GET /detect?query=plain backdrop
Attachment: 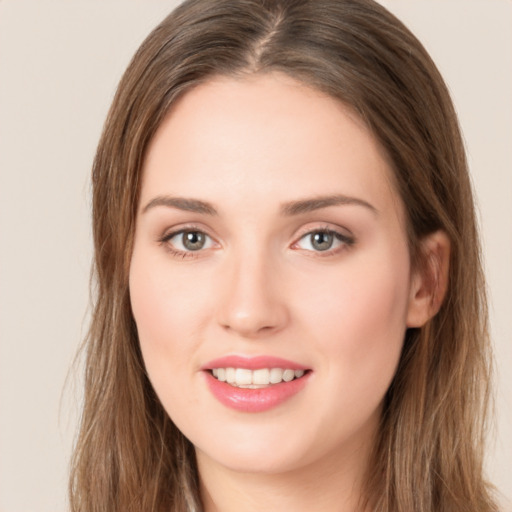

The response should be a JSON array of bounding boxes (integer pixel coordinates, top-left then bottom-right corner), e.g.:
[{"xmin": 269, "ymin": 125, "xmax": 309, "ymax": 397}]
[{"xmin": 0, "ymin": 1, "xmax": 510, "ymax": 511}]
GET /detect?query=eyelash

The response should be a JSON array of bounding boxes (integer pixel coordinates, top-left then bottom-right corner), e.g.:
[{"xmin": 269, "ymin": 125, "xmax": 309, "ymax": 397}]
[
  {"xmin": 158, "ymin": 226, "xmax": 216, "ymax": 259},
  {"xmin": 158, "ymin": 226, "xmax": 355, "ymax": 259},
  {"xmin": 292, "ymin": 227, "xmax": 355, "ymax": 256}
]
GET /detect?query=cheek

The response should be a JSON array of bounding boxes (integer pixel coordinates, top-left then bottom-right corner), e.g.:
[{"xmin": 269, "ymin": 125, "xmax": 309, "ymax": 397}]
[
  {"xmin": 129, "ymin": 247, "xmax": 210, "ymax": 374},
  {"xmin": 296, "ymin": 247, "xmax": 411, "ymax": 391},
  {"xmin": 128, "ymin": 252, "xmax": 211, "ymax": 427},
  {"xmin": 302, "ymin": 250, "xmax": 409, "ymax": 330},
  {"xmin": 348, "ymin": 259, "xmax": 410, "ymax": 344}
]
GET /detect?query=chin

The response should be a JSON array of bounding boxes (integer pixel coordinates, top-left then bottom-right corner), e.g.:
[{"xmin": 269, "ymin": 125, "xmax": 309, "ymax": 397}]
[
  {"xmin": 196, "ymin": 443, "xmax": 308, "ymax": 475},
  {"xmin": 191, "ymin": 418, "xmax": 340, "ymax": 477}
]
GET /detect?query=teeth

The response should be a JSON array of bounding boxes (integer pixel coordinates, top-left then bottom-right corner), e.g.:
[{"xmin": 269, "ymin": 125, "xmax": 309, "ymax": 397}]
[
  {"xmin": 235, "ymin": 368, "xmax": 252, "ymax": 385},
  {"xmin": 226, "ymin": 367, "xmax": 236, "ymax": 384},
  {"xmin": 283, "ymin": 369, "xmax": 295, "ymax": 382},
  {"xmin": 210, "ymin": 367, "xmax": 306, "ymax": 387},
  {"xmin": 253, "ymin": 368, "xmax": 270, "ymax": 385},
  {"xmin": 269, "ymin": 368, "xmax": 283, "ymax": 384}
]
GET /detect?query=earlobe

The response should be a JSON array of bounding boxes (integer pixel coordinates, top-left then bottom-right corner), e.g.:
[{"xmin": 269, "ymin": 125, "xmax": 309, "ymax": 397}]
[{"xmin": 406, "ymin": 230, "xmax": 451, "ymax": 328}]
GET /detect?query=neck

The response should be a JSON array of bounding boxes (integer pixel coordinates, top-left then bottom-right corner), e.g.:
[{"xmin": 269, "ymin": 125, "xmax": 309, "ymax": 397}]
[{"xmin": 196, "ymin": 438, "xmax": 372, "ymax": 512}]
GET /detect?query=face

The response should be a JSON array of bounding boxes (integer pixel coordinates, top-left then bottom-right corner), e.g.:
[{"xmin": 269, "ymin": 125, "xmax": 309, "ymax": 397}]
[{"xmin": 129, "ymin": 73, "xmax": 423, "ymax": 477}]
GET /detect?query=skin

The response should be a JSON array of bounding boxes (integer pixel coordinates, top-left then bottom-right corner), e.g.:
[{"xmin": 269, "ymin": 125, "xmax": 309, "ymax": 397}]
[{"xmin": 129, "ymin": 73, "xmax": 449, "ymax": 512}]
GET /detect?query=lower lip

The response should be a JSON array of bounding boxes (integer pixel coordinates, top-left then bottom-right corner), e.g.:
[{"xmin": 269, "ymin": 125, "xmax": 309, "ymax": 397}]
[{"xmin": 204, "ymin": 371, "xmax": 310, "ymax": 413}]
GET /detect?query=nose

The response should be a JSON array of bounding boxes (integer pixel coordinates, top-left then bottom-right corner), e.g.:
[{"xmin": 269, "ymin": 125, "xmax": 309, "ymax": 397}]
[{"xmin": 216, "ymin": 250, "xmax": 289, "ymax": 338}]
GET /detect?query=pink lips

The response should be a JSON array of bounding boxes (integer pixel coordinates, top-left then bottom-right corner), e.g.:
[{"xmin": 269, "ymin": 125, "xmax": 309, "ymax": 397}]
[
  {"xmin": 203, "ymin": 355, "xmax": 308, "ymax": 371},
  {"xmin": 202, "ymin": 355, "xmax": 311, "ymax": 413}
]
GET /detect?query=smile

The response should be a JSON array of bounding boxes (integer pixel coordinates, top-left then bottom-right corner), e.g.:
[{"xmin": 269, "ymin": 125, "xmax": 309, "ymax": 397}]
[
  {"xmin": 203, "ymin": 356, "xmax": 311, "ymax": 412},
  {"xmin": 211, "ymin": 367, "xmax": 306, "ymax": 388}
]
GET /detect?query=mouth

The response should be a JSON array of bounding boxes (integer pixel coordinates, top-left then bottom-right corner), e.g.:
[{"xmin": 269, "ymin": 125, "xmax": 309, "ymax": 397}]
[
  {"xmin": 202, "ymin": 356, "xmax": 311, "ymax": 412},
  {"xmin": 209, "ymin": 367, "xmax": 306, "ymax": 388}
]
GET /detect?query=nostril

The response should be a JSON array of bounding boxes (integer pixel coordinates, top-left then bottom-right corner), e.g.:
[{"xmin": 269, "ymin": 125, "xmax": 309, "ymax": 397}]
[
  {"xmin": 214, "ymin": 261, "xmax": 290, "ymax": 336},
  {"xmin": 221, "ymin": 321, "xmax": 281, "ymax": 338}
]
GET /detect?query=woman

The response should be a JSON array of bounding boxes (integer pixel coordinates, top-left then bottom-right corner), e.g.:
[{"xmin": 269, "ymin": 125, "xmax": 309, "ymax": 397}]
[{"xmin": 70, "ymin": 0, "xmax": 498, "ymax": 510}]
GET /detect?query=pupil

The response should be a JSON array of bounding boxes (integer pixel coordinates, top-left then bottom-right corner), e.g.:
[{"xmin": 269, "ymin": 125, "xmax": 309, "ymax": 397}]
[
  {"xmin": 183, "ymin": 231, "xmax": 205, "ymax": 250},
  {"xmin": 312, "ymin": 232, "xmax": 333, "ymax": 251}
]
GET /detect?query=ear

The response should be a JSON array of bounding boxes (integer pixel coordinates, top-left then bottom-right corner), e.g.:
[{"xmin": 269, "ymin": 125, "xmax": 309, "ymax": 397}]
[{"xmin": 406, "ymin": 230, "xmax": 451, "ymax": 328}]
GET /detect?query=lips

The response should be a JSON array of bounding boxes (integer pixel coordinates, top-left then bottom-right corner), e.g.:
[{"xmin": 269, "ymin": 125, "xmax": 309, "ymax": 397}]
[{"xmin": 202, "ymin": 356, "xmax": 311, "ymax": 412}]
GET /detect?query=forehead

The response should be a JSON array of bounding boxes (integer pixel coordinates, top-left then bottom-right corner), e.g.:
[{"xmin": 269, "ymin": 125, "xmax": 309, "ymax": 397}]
[{"xmin": 141, "ymin": 72, "xmax": 403, "ymax": 221}]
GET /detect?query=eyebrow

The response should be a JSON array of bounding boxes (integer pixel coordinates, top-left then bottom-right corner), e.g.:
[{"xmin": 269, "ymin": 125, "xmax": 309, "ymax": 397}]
[
  {"xmin": 142, "ymin": 196, "xmax": 218, "ymax": 215},
  {"xmin": 280, "ymin": 194, "xmax": 378, "ymax": 216},
  {"xmin": 141, "ymin": 193, "xmax": 378, "ymax": 216}
]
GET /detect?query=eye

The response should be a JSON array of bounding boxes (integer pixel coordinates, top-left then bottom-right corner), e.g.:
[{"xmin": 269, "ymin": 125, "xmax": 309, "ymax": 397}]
[
  {"xmin": 163, "ymin": 229, "xmax": 215, "ymax": 252},
  {"xmin": 294, "ymin": 229, "xmax": 354, "ymax": 253}
]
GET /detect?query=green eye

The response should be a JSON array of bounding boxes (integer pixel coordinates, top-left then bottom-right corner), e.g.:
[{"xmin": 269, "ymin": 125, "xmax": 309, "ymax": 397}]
[
  {"xmin": 181, "ymin": 231, "xmax": 207, "ymax": 251},
  {"xmin": 310, "ymin": 231, "xmax": 335, "ymax": 251},
  {"xmin": 296, "ymin": 229, "xmax": 354, "ymax": 253},
  {"xmin": 164, "ymin": 230, "xmax": 214, "ymax": 252}
]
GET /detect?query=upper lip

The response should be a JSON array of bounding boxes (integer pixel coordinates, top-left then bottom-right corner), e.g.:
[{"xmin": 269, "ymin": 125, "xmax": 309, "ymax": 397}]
[{"xmin": 201, "ymin": 355, "xmax": 309, "ymax": 371}]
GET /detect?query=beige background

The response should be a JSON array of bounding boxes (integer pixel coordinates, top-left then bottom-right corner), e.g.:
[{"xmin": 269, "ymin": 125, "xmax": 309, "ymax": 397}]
[{"xmin": 0, "ymin": 1, "xmax": 510, "ymax": 510}]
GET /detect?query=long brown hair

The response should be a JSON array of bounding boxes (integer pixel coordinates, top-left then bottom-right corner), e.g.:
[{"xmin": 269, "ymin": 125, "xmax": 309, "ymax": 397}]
[{"xmin": 70, "ymin": 1, "xmax": 497, "ymax": 510}]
